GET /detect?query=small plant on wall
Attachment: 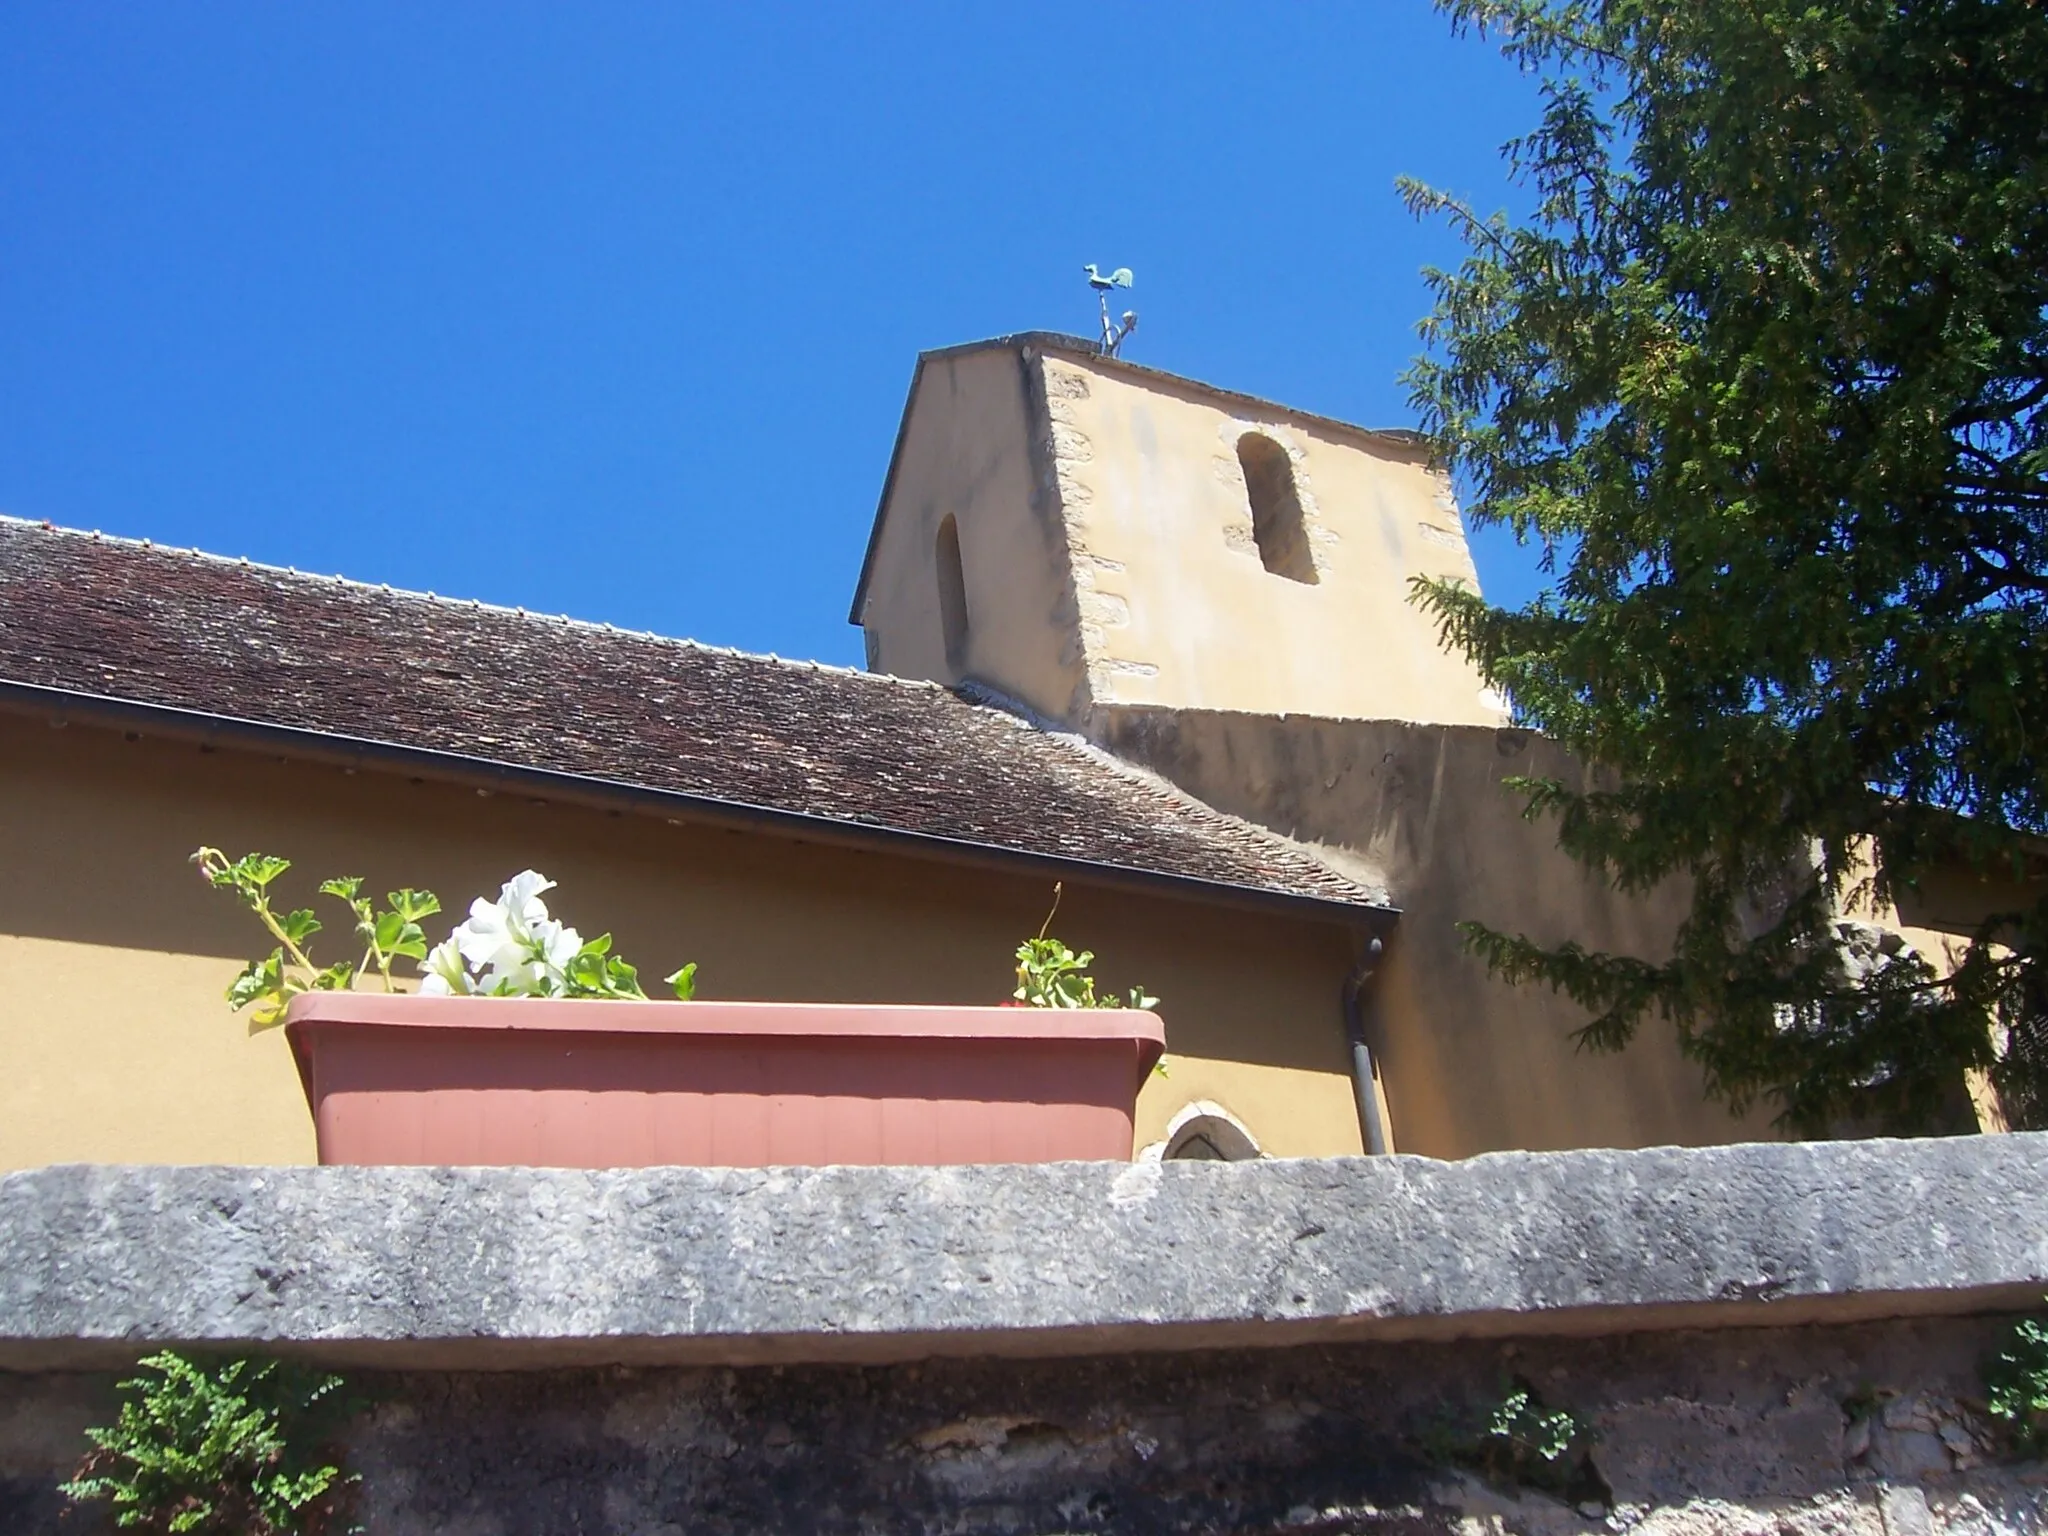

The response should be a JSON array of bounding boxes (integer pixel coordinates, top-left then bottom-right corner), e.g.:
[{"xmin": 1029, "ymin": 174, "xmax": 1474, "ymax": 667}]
[
  {"xmin": 192, "ymin": 850, "xmax": 697, "ymax": 1026},
  {"xmin": 1423, "ymin": 1379, "xmax": 1608, "ymax": 1511},
  {"xmin": 1013, "ymin": 883, "xmax": 1159, "ymax": 1011},
  {"xmin": 61, "ymin": 1351, "xmax": 356, "ymax": 1534},
  {"xmin": 1985, "ymin": 1311, "xmax": 2048, "ymax": 1458}
]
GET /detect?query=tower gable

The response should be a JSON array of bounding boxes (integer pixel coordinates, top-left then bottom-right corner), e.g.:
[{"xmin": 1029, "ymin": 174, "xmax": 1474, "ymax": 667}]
[{"xmin": 854, "ymin": 335, "xmax": 1505, "ymax": 730}]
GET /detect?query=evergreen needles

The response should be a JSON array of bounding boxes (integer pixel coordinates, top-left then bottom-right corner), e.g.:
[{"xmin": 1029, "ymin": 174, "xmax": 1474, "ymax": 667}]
[{"xmin": 1407, "ymin": 0, "xmax": 2048, "ymax": 1131}]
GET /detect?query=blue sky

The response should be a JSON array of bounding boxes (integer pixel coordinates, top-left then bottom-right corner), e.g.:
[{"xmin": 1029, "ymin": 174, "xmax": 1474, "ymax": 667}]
[{"xmin": 1, "ymin": 4, "xmax": 1549, "ymax": 668}]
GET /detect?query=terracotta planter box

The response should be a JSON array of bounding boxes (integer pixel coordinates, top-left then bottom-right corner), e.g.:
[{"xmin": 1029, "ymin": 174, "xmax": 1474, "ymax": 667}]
[{"xmin": 284, "ymin": 993, "xmax": 1165, "ymax": 1169}]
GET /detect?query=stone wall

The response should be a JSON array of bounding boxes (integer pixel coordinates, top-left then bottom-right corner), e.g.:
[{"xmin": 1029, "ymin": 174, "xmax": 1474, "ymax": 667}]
[
  {"xmin": 4, "ymin": 1316, "xmax": 2043, "ymax": 1533},
  {"xmin": 2, "ymin": 1136, "xmax": 2044, "ymax": 1532}
]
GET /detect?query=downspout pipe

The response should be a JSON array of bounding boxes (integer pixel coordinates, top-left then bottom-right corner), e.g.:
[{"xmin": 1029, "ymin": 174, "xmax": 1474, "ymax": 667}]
[{"xmin": 1343, "ymin": 934, "xmax": 1391, "ymax": 1156}]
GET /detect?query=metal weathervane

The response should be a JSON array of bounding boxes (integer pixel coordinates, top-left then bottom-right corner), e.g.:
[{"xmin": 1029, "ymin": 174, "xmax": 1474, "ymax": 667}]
[{"xmin": 1083, "ymin": 264, "xmax": 1136, "ymax": 356}]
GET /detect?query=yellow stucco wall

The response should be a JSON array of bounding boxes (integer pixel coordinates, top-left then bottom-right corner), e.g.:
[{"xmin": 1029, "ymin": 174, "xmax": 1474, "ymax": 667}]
[
  {"xmin": 1092, "ymin": 708, "xmax": 1786, "ymax": 1158},
  {"xmin": 1841, "ymin": 840, "xmax": 2031, "ymax": 1135},
  {"xmin": 857, "ymin": 345, "xmax": 1089, "ymax": 723},
  {"xmin": 852, "ymin": 341, "xmax": 1782, "ymax": 1156},
  {"xmin": 1037, "ymin": 353, "xmax": 1503, "ymax": 725},
  {"xmin": 852, "ymin": 341, "xmax": 1790, "ymax": 1157},
  {"xmin": 861, "ymin": 340, "xmax": 1506, "ymax": 728},
  {"xmin": 0, "ymin": 713, "xmax": 1366, "ymax": 1170}
]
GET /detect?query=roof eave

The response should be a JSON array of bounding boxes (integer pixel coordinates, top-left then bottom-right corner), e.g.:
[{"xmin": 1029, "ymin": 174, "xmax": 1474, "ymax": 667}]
[{"xmin": 0, "ymin": 679, "xmax": 1397, "ymax": 930}]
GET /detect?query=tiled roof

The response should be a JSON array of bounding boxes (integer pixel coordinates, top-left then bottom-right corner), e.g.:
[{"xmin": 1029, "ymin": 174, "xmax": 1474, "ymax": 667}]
[{"xmin": 0, "ymin": 519, "xmax": 1386, "ymax": 912}]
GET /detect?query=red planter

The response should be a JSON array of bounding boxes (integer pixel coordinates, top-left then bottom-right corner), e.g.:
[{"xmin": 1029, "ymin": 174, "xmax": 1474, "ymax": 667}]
[{"xmin": 284, "ymin": 993, "xmax": 1165, "ymax": 1169}]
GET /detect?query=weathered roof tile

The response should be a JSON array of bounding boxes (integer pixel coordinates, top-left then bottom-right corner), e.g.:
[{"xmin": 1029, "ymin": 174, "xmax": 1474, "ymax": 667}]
[{"xmin": 0, "ymin": 519, "xmax": 1385, "ymax": 911}]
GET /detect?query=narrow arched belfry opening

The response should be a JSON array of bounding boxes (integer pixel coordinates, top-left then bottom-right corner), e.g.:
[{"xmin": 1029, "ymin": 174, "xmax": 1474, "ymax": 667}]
[
  {"xmin": 1236, "ymin": 432, "xmax": 1317, "ymax": 584},
  {"xmin": 935, "ymin": 514, "xmax": 970, "ymax": 669}
]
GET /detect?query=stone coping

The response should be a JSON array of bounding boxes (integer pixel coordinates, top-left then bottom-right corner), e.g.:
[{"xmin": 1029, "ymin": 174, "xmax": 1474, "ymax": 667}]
[{"xmin": 1, "ymin": 1134, "xmax": 2043, "ymax": 1369}]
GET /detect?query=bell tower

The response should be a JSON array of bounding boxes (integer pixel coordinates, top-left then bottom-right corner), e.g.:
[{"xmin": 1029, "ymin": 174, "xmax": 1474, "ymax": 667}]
[{"xmin": 849, "ymin": 333, "xmax": 1505, "ymax": 732}]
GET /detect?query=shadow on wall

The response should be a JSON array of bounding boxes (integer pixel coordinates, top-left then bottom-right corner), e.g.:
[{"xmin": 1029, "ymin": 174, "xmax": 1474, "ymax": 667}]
[{"xmin": 2, "ymin": 1316, "xmax": 2038, "ymax": 1532}]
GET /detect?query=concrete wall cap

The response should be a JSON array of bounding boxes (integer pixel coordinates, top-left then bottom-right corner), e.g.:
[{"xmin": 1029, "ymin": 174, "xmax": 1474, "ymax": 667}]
[{"xmin": 1, "ymin": 1133, "xmax": 2044, "ymax": 1369}]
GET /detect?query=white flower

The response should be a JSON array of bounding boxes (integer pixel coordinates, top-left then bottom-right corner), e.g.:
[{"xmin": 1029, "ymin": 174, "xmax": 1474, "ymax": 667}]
[
  {"xmin": 479, "ymin": 958, "xmax": 547, "ymax": 995},
  {"xmin": 536, "ymin": 919, "xmax": 583, "ymax": 975},
  {"xmin": 450, "ymin": 870, "xmax": 557, "ymax": 973},
  {"xmin": 414, "ymin": 871, "xmax": 599, "ymax": 999},
  {"xmin": 418, "ymin": 936, "xmax": 473, "ymax": 997},
  {"xmin": 451, "ymin": 898, "xmax": 519, "ymax": 973},
  {"xmin": 499, "ymin": 868, "xmax": 557, "ymax": 924},
  {"xmin": 477, "ymin": 922, "xmax": 582, "ymax": 996}
]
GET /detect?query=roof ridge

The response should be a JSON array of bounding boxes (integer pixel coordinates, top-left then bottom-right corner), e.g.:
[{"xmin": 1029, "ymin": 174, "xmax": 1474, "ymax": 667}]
[
  {"xmin": 0, "ymin": 515, "xmax": 940, "ymax": 694},
  {"xmin": 911, "ymin": 335, "xmax": 1427, "ymax": 451}
]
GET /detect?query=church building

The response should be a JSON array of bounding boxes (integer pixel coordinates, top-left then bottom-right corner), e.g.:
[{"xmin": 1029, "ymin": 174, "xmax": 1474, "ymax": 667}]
[{"xmin": 0, "ymin": 334, "xmax": 1822, "ymax": 1171}]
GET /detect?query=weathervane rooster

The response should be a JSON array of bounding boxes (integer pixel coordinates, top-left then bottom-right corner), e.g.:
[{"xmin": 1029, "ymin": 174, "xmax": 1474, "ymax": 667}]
[{"xmin": 1084, "ymin": 264, "xmax": 1137, "ymax": 357}]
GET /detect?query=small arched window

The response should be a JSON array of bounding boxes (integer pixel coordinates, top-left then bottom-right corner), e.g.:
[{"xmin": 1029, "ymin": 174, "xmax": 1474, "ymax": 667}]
[
  {"xmin": 1162, "ymin": 1102, "xmax": 1262, "ymax": 1162},
  {"xmin": 1237, "ymin": 433, "xmax": 1317, "ymax": 584},
  {"xmin": 935, "ymin": 514, "xmax": 970, "ymax": 668}
]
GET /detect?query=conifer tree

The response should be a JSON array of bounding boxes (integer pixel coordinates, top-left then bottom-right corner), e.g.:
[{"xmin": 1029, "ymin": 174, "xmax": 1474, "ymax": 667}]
[{"xmin": 1405, "ymin": 0, "xmax": 2048, "ymax": 1132}]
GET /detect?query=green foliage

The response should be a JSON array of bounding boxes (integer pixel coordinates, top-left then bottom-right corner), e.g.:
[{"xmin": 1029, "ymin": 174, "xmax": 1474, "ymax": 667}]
[
  {"xmin": 1012, "ymin": 938, "xmax": 1158, "ymax": 1011},
  {"xmin": 193, "ymin": 849, "xmax": 442, "ymax": 1028},
  {"xmin": 1013, "ymin": 884, "xmax": 1159, "ymax": 1011},
  {"xmin": 554, "ymin": 931, "xmax": 652, "ymax": 1000},
  {"xmin": 1477, "ymin": 1386, "xmax": 1582, "ymax": 1488},
  {"xmin": 1422, "ymin": 1379, "xmax": 1601, "ymax": 1504},
  {"xmin": 60, "ymin": 1352, "xmax": 354, "ymax": 1534},
  {"xmin": 1985, "ymin": 1314, "xmax": 2048, "ymax": 1458},
  {"xmin": 197, "ymin": 852, "xmax": 701, "ymax": 1017},
  {"xmin": 1405, "ymin": 0, "xmax": 2048, "ymax": 1132},
  {"xmin": 1435, "ymin": 1380, "xmax": 1602, "ymax": 1504}
]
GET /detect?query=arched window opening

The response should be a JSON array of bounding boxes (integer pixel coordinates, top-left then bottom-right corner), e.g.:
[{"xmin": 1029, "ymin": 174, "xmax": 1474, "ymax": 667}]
[
  {"xmin": 1161, "ymin": 1102, "xmax": 1262, "ymax": 1162},
  {"xmin": 1236, "ymin": 433, "xmax": 1317, "ymax": 584},
  {"xmin": 935, "ymin": 514, "xmax": 970, "ymax": 668}
]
